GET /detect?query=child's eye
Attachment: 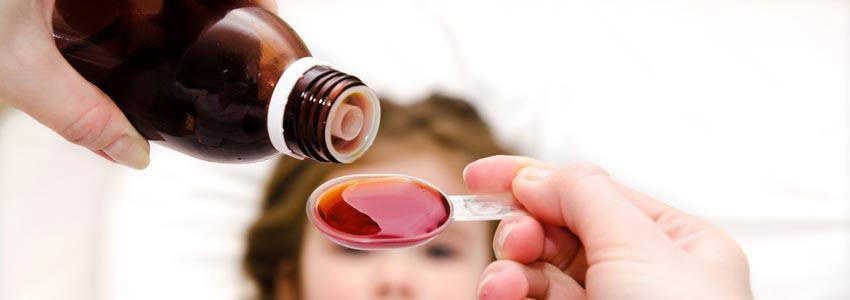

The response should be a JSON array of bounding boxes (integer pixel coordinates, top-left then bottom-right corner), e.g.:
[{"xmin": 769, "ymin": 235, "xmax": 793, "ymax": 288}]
[{"xmin": 425, "ymin": 244, "xmax": 457, "ymax": 260}]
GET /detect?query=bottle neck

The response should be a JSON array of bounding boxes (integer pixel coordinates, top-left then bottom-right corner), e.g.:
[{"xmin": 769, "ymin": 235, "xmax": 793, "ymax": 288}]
[{"xmin": 267, "ymin": 57, "xmax": 380, "ymax": 163}]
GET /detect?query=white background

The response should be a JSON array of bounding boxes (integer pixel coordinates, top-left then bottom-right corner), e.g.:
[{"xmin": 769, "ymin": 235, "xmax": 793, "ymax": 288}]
[{"xmin": 2, "ymin": 0, "xmax": 848, "ymax": 299}]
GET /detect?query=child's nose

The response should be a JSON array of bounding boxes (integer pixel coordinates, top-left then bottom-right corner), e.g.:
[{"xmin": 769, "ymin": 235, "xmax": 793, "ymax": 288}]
[{"xmin": 372, "ymin": 253, "xmax": 417, "ymax": 298}]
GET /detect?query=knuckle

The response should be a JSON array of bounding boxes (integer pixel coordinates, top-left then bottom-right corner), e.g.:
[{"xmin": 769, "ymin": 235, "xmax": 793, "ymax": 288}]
[
  {"xmin": 553, "ymin": 163, "xmax": 609, "ymax": 183},
  {"xmin": 716, "ymin": 230, "xmax": 750, "ymax": 267},
  {"xmin": 60, "ymin": 100, "xmax": 113, "ymax": 148},
  {"xmin": 654, "ymin": 209, "xmax": 689, "ymax": 224},
  {"xmin": 657, "ymin": 211, "xmax": 712, "ymax": 240}
]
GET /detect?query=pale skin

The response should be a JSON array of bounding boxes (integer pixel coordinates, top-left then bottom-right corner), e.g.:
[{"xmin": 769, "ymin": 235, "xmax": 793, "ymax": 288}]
[
  {"xmin": 463, "ymin": 155, "xmax": 753, "ymax": 300},
  {"xmin": 281, "ymin": 148, "xmax": 493, "ymax": 300},
  {"xmin": 0, "ymin": 0, "xmax": 277, "ymax": 169}
]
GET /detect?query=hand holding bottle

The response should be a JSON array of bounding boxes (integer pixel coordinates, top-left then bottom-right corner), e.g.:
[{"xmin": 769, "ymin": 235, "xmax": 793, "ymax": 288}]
[
  {"xmin": 463, "ymin": 156, "xmax": 753, "ymax": 300},
  {"xmin": 0, "ymin": 0, "xmax": 279, "ymax": 169},
  {"xmin": 0, "ymin": 0, "xmax": 150, "ymax": 168}
]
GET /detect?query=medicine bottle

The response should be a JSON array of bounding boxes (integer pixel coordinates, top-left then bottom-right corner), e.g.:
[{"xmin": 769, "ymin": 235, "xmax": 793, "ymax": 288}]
[{"xmin": 52, "ymin": 0, "xmax": 380, "ymax": 163}]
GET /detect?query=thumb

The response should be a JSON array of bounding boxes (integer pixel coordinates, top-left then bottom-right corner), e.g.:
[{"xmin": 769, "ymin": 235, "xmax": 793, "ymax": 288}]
[
  {"xmin": 1, "ymin": 34, "xmax": 149, "ymax": 169},
  {"xmin": 479, "ymin": 261, "xmax": 584, "ymax": 300},
  {"xmin": 511, "ymin": 163, "xmax": 672, "ymax": 257}
]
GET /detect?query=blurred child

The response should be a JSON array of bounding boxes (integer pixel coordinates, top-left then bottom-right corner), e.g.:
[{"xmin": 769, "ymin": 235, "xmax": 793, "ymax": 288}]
[{"xmin": 243, "ymin": 94, "xmax": 511, "ymax": 299}]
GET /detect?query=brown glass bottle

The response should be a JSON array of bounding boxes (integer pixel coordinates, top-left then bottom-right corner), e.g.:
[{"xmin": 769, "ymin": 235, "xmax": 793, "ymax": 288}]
[{"xmin": 51, "ymin": 0, "xmax": 380, "ymax": 163}]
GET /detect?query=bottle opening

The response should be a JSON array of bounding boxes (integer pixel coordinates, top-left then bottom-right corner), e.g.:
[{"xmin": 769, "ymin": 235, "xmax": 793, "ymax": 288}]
[
  {"xmin": 331, "ymin": 103, "xmax": 364, "ymax": 142},
  {"xmin": 325, "ymin": 86, "xmax": 380, "ymax": 163},
  {"xmin": 271, "ymin": 58, "xmax": 381, "ymax": 163}
]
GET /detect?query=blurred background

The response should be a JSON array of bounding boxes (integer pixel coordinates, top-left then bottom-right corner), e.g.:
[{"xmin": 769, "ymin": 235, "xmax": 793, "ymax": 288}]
[{"xmin": 1, "ymin": 0, "xmax": 848, "ymax": 299}]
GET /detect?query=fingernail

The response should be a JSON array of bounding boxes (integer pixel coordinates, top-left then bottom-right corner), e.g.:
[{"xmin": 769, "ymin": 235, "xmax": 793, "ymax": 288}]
[
  {"xmin": 102, "ymin": 134, "xmax": 150, "ymax": 170},
  {"xmin": 495, "ymin": 222, "xmax": 516, "ymax": 258},
  {"xmin": 478, "ymin": 269, "xmax": 501, "ymax": 299},
  {"xmin": 518, "ymin": 167, "xmax": 552, "ymax": 181},
  {"xmin": 462, "ymin": 163, "xmax": 472, "ymax": 182}
]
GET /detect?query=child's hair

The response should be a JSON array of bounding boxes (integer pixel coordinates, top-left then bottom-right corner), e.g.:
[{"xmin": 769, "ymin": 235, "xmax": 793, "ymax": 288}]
[{"xmin": 242, "ymin": 94, "xmax": 511, "ymax": 299}]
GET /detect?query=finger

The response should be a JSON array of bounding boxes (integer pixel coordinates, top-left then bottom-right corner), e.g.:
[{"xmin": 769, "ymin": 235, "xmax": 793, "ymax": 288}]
[
  {"xmin": 616, "ymin": 184, "xmax": 702, "ymax": 241},
  {"xmin": 619, "ymin": 184, "xmax": 704, "ymax": 240},
  {"xmin": 463, "ymin": 155, "xmax": 545, "ymax": 194},
  {"xmin": 617, "ymin": 183, "xmax": 682, "ymax": 222},
  {"xmin": 1, "ymin": 35, "xmax": 150, "ymax": 169},
  {"xmin": 512, "ymin": 163, "xmax": 672, "ymax": 256},
  {"xmin": 91, "ymin": 149, "xmax": 116, "ymax": 163},
  {"xmin": 563, "ymin": 248, "xmax": 587, "ymax": 285},
  {"xmin": 257, "ymin": 0, "xmax": 279, "ymax": 13},
  {"xmin": 494, "ymin": 215, "xmax": 581, "ymax": 271},
  {"xmin": 493, "ymin": 216, "xmax": 544, "ymax": 262},
  {"xmin": 619, "ymin": 188, "xmax": 751, "ymax": 293},
  {"xmin": 540, "ymin": 224, "xmax": 582, "ymax": 271},
  {"xmin": 616, "ymin": 184, "xmax": 741, "ymax": 260},
  {"xmin": 478, "ymin": 260, "xmax": 584, "ymax": 300}
]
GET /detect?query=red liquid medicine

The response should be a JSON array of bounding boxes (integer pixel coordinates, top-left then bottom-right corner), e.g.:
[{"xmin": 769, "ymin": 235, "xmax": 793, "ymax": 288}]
[{"xmin": 312, "ymin": 176, "xmax": 451, "ymax": 249}]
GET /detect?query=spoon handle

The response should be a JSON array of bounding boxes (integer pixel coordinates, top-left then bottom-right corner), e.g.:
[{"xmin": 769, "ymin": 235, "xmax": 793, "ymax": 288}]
[{"xmin": 448, "ymin": 193, "xmax": 526, "ymax": 221}]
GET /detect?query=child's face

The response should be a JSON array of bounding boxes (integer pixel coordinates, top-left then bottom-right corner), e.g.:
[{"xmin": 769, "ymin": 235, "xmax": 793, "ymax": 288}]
[{"xmin": 294, "ymin": 150, "xmax": 492, "ymax": 299}]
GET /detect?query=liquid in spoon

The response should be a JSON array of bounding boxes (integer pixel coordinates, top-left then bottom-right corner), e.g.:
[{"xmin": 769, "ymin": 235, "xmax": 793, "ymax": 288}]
[
  {"xmin": 309, "ymin": 174, "xmax": 522, "ymax": 250},
  {"xmin": 314, "ymin": 176, "xmax": 450, "ymax": 249}
]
